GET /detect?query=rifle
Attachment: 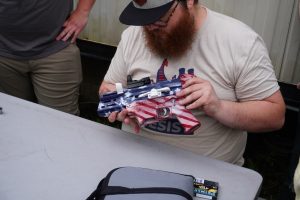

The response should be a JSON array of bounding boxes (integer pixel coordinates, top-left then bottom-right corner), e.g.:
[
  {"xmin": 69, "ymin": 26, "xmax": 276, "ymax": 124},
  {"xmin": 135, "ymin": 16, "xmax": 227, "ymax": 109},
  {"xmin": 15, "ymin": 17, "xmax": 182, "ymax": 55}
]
[{"xmin": 98, "ymin": 74, "xmax": 200, "ymax": 134}]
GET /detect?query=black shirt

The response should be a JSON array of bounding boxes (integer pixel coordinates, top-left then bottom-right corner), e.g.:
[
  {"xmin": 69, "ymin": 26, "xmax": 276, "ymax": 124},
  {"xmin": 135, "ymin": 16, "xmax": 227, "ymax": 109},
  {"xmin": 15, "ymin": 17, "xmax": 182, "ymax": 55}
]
[{"xmin": 0, "ymin": 0, "xmax": 73, "ymax": 59}]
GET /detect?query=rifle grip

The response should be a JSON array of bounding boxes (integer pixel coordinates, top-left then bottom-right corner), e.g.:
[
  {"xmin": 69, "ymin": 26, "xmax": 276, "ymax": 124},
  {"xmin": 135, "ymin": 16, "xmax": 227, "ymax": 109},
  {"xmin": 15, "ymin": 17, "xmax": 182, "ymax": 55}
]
[{"xmin": 172, "ymin": 101, "xmax": 201, "ymax": 134}]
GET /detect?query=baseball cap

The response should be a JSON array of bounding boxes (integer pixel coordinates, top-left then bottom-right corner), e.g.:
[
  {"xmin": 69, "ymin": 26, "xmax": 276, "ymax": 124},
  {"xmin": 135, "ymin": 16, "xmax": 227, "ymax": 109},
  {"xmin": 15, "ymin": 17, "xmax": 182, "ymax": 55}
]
[{"xmin": 119, "ymin": 0, "xmax": 176, "ymax": 26}]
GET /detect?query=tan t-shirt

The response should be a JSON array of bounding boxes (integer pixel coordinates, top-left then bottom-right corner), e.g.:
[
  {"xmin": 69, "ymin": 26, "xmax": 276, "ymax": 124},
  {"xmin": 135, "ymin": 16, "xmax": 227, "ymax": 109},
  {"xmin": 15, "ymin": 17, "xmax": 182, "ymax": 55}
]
[{"xmin": 104, "ymin": 8, "xmax": 279, "ymax": 165}]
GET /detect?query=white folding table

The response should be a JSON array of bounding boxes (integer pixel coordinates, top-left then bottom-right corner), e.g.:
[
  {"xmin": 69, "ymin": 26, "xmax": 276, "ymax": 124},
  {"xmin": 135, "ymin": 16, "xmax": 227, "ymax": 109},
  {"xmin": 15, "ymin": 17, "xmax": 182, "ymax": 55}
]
[{"xmin": 0, "ymin": 92, "xmax": 262, "ymax": 200}]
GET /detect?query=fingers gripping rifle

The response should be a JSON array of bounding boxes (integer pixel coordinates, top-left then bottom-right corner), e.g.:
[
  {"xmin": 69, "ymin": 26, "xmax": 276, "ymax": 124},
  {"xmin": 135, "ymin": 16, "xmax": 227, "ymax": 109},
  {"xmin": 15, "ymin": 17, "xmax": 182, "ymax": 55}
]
[{"xmin": 98, "ymin": 74, "xmax": 201, "ymax": 134}]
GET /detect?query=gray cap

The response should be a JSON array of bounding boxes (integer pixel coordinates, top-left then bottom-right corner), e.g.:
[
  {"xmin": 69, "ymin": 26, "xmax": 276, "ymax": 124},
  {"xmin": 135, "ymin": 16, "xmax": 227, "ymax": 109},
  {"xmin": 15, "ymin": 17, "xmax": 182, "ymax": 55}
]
[{"xmin": 119, "ymin": 0, "xmax": 175, "ymax": 26}]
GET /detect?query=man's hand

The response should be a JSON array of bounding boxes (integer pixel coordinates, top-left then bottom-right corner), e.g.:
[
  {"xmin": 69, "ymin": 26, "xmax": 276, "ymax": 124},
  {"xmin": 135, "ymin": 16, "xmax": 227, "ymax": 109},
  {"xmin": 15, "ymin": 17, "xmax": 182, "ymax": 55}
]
[
  {"xmin": 176, "ymin": 76, "xmax": 285, "ymax": 132},
  {"xmin": 108, "ymin": 110, "xmax": 140, "ymax": 133},
  {"xmin": 176, "ymin": 77, "xmax": 221, "ymax": 117},
  {"xmin": 99, "ymin": 81, "xmax": 116, "ymax": 95},
  {"xmin": 56, "ymin": 10, "xmax": 89, "ymax": 43},
  {"xmin": 99, "ymin": 81, "xmax": 140, "ymax": 133},
  {"xmin": 56, "ymin": 0, "xmax": 95, "ymax": 43}
]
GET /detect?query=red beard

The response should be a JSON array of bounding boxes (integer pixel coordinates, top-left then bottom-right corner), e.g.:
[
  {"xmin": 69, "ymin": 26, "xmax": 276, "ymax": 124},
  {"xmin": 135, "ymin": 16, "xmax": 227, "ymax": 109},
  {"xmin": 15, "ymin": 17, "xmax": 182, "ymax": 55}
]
[{"xmin": 143, "ymin": 10, "xmax": 196, "ymax": 58}]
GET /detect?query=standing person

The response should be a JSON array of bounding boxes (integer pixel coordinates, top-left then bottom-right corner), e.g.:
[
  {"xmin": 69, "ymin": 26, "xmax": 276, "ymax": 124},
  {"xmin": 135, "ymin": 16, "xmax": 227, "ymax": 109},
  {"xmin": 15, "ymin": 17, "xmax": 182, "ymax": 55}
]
[
  {"xmin": 0, "ymin": 0, "xmax": 95, "ymax": 115},
  {"xmin": 99, "ymin": 0, "xmax": 285, "ymax": 165}
]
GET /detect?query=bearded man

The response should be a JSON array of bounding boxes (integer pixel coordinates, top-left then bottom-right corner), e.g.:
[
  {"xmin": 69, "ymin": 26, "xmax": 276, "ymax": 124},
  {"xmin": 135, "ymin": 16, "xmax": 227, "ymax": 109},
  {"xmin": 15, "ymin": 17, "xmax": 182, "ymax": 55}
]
[{"xmin": 99, "ymin": 0, "xmax": 285, "ymax": 166}]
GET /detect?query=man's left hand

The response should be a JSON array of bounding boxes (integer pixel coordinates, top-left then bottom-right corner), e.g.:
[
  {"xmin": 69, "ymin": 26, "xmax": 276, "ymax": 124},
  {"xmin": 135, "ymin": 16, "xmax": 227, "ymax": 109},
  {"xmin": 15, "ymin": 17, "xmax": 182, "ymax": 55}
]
[
  {"xmin": 56, "ymin": 10, "xmax": 89, "ymax": 43},
  {"xmin": 176, "ymin": 77, "xmax": 221, "ymax": 117}
]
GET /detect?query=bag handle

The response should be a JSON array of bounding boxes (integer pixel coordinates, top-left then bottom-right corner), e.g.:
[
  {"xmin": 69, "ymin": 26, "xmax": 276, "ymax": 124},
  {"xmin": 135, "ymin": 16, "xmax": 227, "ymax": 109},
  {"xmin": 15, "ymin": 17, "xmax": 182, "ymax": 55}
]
[
  {"xmin": 100, "ymin": 186, "xmax": 193, "ymax": 200},
  {"xmin": 86, "ymin": 179, "xmax": 104, "ymax": 200}
]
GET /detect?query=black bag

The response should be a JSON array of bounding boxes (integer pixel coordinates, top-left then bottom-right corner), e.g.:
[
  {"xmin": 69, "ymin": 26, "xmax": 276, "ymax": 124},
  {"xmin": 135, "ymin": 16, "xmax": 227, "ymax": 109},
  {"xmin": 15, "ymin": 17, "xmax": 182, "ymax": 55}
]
[{"xmin": 87, "ymin": 167, "xmax": 194, "ymax": 200}]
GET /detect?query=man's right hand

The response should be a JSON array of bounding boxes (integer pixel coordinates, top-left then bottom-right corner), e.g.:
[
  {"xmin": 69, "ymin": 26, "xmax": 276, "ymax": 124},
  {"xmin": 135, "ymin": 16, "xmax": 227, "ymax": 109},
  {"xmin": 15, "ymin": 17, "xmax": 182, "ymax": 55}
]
[
  {"xmin": 99, "ymin": 81, "xmax": 140, "ymax": 133},
  {"xmin": 99, "ymin": 81, "xmax": 116, "ymax": 95},
  {"xmin": 108, "ymin": 110, "xmax": 140, "ymax": 133}
]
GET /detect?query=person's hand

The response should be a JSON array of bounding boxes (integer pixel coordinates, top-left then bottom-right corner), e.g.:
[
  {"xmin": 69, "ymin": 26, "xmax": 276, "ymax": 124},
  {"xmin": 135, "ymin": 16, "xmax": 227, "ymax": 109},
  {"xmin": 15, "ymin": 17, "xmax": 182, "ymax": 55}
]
[
  {"xmin": 108, "ymin": 109, "xmax": 140, "ymax": 133},
  {"xmin": 56, "ymin": 9, "xmax": 89, "ymax": 43},
  {"xmin": 99, "ymin": 81, "xmax": 140, "ymax": 133},
  {"xmin": 176, "ymin": 77, "xmax": 221, "ymax": 117},
  {"xmin": 99, "ymin": 82, "xmax": 116, "ymax": 95}
]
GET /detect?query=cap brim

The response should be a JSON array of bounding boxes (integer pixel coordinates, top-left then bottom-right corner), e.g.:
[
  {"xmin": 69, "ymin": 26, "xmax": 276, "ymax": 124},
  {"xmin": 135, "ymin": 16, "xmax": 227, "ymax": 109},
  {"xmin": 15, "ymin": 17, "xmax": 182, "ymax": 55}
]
[{"xmin": 119, "ymin": 1, "xmax": 174, "ymax": 26}]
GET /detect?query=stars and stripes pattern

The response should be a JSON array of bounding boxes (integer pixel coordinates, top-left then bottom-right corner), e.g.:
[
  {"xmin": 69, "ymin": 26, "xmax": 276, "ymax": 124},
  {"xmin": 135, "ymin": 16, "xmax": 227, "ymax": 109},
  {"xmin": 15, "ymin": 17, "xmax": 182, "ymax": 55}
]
[{"xmin": 126, "ymin": 95, "xmax": 200, "ymax": 134}]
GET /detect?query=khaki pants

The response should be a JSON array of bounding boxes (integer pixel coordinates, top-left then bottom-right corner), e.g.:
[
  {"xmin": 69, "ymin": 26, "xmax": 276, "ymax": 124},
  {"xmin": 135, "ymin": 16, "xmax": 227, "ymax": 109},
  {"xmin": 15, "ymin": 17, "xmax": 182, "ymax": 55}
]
[{"xmin": 0, "ymin": 44, "xmax": 82, "ymax": 115}]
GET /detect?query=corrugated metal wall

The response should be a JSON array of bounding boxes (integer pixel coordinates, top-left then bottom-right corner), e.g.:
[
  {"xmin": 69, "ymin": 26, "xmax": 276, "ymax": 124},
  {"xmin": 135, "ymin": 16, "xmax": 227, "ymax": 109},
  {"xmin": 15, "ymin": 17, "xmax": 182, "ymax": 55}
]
[
  {"xmin": 76, "ymin": 0, "xmax": 130, "ymax": 45},
  {"xmin": 75, "ymin": 0, "xmax": 300, "ymax": 84},
  {"xmin": 279, "ymin": 0, "xmax": 300, "ymax": 84}
]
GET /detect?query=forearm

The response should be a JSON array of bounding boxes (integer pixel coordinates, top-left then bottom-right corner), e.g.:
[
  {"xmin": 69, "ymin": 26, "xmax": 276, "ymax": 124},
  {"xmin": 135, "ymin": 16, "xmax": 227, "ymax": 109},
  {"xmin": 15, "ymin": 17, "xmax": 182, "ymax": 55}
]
[
  {"xmin": 212, "ymin": 98, "xmax": 285, "ymax": 132},
  {"xmin": 75, "ymin": 0, "xmax": 95, "ymax": 15}
]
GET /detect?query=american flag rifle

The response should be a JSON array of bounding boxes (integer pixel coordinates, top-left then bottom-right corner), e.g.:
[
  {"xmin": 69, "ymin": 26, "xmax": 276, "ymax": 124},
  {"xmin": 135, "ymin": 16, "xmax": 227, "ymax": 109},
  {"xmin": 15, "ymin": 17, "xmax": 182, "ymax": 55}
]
[{"xmin": 98, "ymin": 74, "xmax": 200, "ymax": 134}]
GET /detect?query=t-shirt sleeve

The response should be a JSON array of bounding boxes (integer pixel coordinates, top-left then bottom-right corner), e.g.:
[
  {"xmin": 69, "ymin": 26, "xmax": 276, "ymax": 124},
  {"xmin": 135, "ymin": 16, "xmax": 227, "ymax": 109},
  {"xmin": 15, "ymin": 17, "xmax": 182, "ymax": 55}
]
[
  {"xmin": 103, "ymin": 30, "xmax": 129, "ymax": 86},
  {"xmin": 235, "ymin": 36, "xmax": 279, "ymax": 101}
]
